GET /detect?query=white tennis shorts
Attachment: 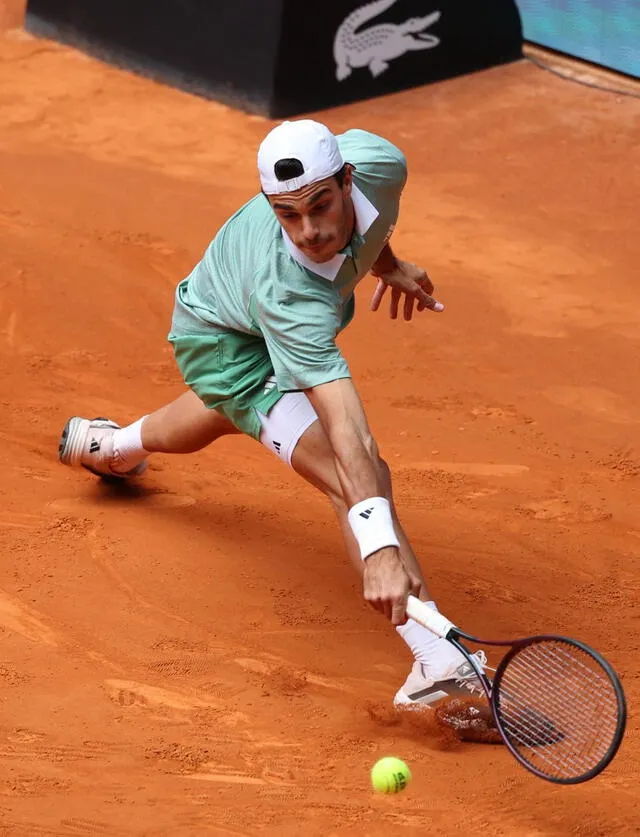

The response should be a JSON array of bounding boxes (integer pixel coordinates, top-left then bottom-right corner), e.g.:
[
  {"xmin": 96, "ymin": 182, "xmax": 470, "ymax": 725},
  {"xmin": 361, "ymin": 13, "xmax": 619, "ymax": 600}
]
[{"xmin": 257, "ymin": 382, "xmax": 318, "ymax": 466}]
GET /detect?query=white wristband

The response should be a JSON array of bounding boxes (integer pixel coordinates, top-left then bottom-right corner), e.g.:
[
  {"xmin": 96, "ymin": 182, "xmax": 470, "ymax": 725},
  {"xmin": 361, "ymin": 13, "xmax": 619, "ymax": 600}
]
[{"xmin": 347, "ymin": 497, "xmax": 400, "ymax": 561}]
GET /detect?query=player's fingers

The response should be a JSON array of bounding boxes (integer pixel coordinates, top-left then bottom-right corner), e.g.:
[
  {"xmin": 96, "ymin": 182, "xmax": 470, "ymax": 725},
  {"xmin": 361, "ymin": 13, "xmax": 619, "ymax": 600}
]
[
  {"xmin": 364, "ymin": 578, "xmax": 387, "ymax": 617},
  {"xmin": 417, "ymin": 289, "xmax": 444, "ymax": 312},
  {"xmin": 404, "ymin": 292, "xmax": 415, "ymax": 321},
  {"xmin": 368, "ymin": 592, "xmax": 389, "ymax": 620},
  {"xmin": 391, "ymin": 596, "xmax": 409, "ymax": 626},
  {"xmin": 363, "ymin": 576, "xmax": 378, "ymax": 605},
  {"xmin": 419, "ymin": 275, "xmax": 435, "ymax": 295},
  {"xmin": 370, "ymin": 279, "xmax": 387, "ymax": 311},
  {"xmin": 390, "ymin": 288, "xmax": 401, "ymax": 320}
]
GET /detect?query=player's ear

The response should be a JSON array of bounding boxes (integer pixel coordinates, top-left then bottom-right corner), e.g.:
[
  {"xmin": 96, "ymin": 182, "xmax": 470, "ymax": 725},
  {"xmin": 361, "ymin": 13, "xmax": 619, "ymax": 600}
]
[{"xmin": 342, "ymin": 164, "xmax": 354, "ymax": 196}]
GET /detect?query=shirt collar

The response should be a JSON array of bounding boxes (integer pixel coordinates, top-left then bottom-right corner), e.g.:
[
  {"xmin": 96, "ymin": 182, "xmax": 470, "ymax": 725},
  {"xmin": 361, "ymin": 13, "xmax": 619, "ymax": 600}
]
[
  {"xmin": 352, "ymin": 183, "xmax": 379, "ymax": 236},
  {"xmin": 281, "ymin": 184, "xmax": 379, "ymax": 281}
]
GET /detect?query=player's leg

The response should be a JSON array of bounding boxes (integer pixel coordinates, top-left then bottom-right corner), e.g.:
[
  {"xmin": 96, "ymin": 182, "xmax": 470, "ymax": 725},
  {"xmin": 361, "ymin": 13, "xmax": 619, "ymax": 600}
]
[
  {"xmin": 59, "ymin": 390, "xmax": 239, "ymax": 478},
  {"xmin": 256, "ymin": 394, "xmax": 487, "ymax": 705},
  {"xmin": 141, "ymin": 390, "xmax": 241, "ymax": 452},
  {"xmin": 290, "ymin": 418, "xmax": 429, "ymax": 595},
  {"xmin": 59, "ymin": 328, "xmax": 256, "ymax": 477},
  {"xmin": 257, "ymin": 394, "xmax": 428, "ymax": 593}
]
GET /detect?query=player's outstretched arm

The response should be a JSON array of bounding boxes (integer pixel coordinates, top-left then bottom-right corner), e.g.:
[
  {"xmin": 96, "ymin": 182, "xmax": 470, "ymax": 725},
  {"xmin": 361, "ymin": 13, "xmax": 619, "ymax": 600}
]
[{"xmin": 306, "ymin": 378, "xmax": 419, "ymax": 624}]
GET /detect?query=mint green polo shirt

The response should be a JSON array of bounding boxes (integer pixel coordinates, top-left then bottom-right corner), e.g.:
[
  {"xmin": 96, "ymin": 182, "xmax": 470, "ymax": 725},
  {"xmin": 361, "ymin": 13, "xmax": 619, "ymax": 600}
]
[{"xmin": 169, "ymin": 128, "xmax": 407, "ymax": 436}]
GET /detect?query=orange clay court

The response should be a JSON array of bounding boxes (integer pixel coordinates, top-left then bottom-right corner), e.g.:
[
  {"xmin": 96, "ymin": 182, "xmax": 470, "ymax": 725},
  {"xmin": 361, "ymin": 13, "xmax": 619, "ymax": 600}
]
[{"xmin": 0, "ymin": 7, "xmax": 639, "ymax": 837}]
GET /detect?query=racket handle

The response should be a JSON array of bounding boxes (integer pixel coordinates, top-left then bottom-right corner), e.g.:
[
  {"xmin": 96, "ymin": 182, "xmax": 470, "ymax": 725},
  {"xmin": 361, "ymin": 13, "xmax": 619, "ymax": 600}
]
[{"xmin": 406, "ymin": 596, "xmax": 456, "ymax": 638}]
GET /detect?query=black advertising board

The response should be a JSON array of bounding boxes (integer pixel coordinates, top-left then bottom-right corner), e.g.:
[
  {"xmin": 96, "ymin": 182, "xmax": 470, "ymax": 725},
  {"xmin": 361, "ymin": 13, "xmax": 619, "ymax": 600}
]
[
  {"xmin": 26, "ymin": 0, "xmax": 522, "ymax": 117},
  {"xmin": 26, "ymin": 0, "xmax": 285, "ymax": 114},
  {"xmin": 275, "ymin": 0, "xmax": 522, "ymax": 116}
]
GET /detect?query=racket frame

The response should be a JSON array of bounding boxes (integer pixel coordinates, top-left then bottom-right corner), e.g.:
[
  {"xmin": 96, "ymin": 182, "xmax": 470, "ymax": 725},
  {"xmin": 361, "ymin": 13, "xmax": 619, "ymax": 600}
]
[
  {"xmin": 491, "ymin": 634, "xmax": 627, "ymax": 784},
  {"xmin": 405, "ymin": 595, "xmax": 627, "ymax": 784}
]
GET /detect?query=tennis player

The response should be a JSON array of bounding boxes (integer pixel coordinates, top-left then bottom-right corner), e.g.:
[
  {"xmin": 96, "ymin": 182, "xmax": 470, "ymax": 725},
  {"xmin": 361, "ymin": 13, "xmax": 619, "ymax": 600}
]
[{"xmin": 58, "ymin": 120, "xmax": 486, "ymax": 706}]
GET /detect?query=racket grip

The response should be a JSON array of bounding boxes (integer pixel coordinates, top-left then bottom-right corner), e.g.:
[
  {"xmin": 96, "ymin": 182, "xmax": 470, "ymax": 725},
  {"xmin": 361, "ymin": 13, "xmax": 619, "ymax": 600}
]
[{"xmin": 406, "ymin": 596, "xmax": 456, "ymax": 638}]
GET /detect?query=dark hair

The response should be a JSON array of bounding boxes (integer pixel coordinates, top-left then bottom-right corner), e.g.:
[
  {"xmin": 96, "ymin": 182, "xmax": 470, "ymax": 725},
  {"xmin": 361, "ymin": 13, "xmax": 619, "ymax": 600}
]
[{"xmin": 333, "ymin": 163, "xmax": 348, "ymax": 188}]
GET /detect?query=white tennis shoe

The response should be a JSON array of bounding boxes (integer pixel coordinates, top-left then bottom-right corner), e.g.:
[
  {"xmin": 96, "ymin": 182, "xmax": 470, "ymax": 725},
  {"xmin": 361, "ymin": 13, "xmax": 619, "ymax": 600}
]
[
  {"xmin": 394, "ymin": 651, "xmax": 488, "ymax": 707},
  {"xmin": 58, "ymin": 417, "xmax": 147, "ymax": 479}
]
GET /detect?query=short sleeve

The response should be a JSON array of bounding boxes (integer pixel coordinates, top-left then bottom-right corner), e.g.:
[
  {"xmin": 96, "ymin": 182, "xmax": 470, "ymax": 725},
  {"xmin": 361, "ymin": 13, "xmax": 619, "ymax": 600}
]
[
  {"xmin": 254, "ymin": 286, "xmax": 351, "ymax": 392},
  {"xmin": 337, "ymin": 129, "xmax": 408, "ymax": 193}
]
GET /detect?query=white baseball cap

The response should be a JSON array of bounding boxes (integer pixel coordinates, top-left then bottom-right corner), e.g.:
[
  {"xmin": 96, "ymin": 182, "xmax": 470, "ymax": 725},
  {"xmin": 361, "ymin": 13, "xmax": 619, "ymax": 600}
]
[{"xmin": 258, "ymin": 119, "xmax": 345, "ymax": 195}]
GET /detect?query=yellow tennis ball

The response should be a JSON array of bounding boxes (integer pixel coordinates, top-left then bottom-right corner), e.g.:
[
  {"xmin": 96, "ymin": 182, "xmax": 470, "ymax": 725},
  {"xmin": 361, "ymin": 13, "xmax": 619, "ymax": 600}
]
[{"xmin": 370, "ymin": 756, "xmax": 412, "ymax": 794}]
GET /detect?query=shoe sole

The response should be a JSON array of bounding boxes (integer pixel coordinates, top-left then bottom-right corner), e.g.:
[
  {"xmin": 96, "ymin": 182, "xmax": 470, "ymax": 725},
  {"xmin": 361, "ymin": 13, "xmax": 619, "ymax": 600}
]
[
  {"xmin": 58, "ymin": 417, "xmax": 92, "ymax": 466},
  {"xmin": 59, "ymin": 416, "xmax": 147, "ymax": 479},
  {"xmin": 395, "ymin": 679, "xmax": 487, "ymax": 708}
]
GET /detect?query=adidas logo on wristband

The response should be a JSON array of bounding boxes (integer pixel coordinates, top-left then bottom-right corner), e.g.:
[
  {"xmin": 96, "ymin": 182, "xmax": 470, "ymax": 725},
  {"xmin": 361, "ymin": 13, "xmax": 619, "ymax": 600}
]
[{"xmin": 348, "ymin": 497, "xmax": 400, "ymax": 560}]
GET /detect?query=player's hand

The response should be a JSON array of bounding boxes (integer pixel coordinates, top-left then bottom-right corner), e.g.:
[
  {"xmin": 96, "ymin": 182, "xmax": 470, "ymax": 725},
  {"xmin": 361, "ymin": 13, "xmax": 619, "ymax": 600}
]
[
  {"xmin": 370, "ymin": 259, "xmax": 444, "ymax": 321},
  {"xmin": 363, "ymin": 546, "xmax": 420, "ymax": 625}
]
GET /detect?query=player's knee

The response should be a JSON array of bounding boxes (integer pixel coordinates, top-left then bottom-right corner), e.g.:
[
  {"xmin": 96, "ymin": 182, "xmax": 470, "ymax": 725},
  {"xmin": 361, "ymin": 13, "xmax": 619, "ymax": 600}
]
[
  {"xmin": 362, "ymin": 434, "xmax": 380, "ymax": 462},
  {"xmin": 377, "ymin": 455, "xmax": 391, "ymax": 481},
  {"xmin": 363, "ymin": 434, "xmax": 386, "ymax": 471},
  {"xmin": 359, "ymin": 435, "xmax": 392, "ymax": 496}
]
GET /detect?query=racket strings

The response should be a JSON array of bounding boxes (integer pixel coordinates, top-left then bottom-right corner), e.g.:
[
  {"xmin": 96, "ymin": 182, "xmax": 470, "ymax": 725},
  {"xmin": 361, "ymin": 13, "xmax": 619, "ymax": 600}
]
[{"xmin": 494, "ymin": 640, "xmax": 621, "ymax": 781}]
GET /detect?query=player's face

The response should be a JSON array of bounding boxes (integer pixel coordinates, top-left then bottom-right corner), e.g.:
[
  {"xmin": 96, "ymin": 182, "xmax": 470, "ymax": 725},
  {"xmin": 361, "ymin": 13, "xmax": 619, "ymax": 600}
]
[{"xmin": 268, "ymin": 168, "xmax": 354, "ymax": 263}]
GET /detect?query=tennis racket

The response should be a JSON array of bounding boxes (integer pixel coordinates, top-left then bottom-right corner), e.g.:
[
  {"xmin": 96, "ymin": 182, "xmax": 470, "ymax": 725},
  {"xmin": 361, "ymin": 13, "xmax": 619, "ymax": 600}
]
[{"xmin": 405, "ymin": 596, "xmax": 627, "ymax": 784}]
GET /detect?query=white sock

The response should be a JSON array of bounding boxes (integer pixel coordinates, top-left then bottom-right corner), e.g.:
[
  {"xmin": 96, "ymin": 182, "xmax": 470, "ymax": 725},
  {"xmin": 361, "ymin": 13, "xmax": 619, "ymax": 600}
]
[
  {"xmin": 396, "ymin": 601, "xmax": 466, "ymax": 679},
  {"xmin": 112, "ymin": 417, "xmax": 149, "ymax": 473}
]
